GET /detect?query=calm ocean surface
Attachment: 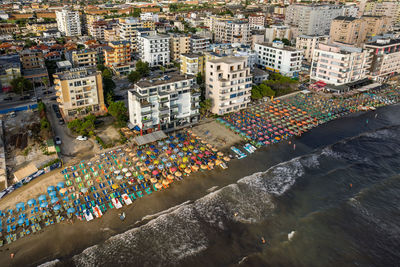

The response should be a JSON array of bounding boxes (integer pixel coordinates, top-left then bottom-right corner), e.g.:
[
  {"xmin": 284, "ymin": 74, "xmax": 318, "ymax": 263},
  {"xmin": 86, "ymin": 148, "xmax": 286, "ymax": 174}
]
[{"xmin": 50, "ymin": 104, "xmax": 400, "ymax": 267}]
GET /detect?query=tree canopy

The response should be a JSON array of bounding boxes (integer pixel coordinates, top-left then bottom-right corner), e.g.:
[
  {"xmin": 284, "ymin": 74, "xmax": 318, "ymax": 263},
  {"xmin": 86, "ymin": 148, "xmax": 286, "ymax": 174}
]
[
  {"xmin": 108, "ymin": 101, "xmax": 128, "ymax": 127},
  {"xmin": 67, "ymin": 114, "xmax": 96, "ymax": 136},
  {"xmin": 135, "ymin": 60, "xmax": 150, "ymax": 77},
  {"xmin": 10, "ymin": 76, "xmax": 33, "ymax": 95},
  {"xmin": 127, "ymin": 71, "xmax": 141, "ymax": 84}
]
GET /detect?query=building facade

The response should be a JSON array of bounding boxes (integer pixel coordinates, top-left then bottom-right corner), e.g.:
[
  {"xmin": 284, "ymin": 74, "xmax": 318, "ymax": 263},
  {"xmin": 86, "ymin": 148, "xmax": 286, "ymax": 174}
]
[
  {"xmin": 214, "ymin": 20, "xmax": 251, "ymax": 45},
  {"xmin": 205, "ymin": 56, "xmax": 252, "ymax": 115},
  {"xmin": 190, "ymin": 35, "xmax": 211, "ymax": 53},
  {"xmin": 296, "ymin": 35, "xmax": 328, "ymax": 63},
  {"xmin": 104, "ymin": 41, "xmax": 132, "ymax": 76},
  {"xmin": 169, "ymin": 34, "xmax": 190, "ymax": 61},
  {"xmin": 19, "ymin": 49, "xmax": 45, "ymax": 70},
  {"xmin": 180, "ymin": 53, "xmax": 205, "ymax": 75},
  {"xmin": 310, "ymin": 43, "xmax": 372, "ymax": 86},
  {"xmin": 365, "ymin": 38, "xmax": 400, "ymax": 82},
  {"xmin": 55, "ymin": 8, "xmax": 81, "ymax": 36},
  {"xmin": 53, "ymin": 67, "xmax": 106, "ymax": 121},
  {"xmin": 137, "ymin": 33, "xmax": 170, "ymax": 67},
  {"xmin": 67, "ymin": 49, "xmax": 98, "ymax": 68},
  {"xmin": 254, "ymin": 41, "xmax": 303, "ymax": 77},
  {"xmin": 128, "ymin": 72, "xmax": 200, "ymax": 131},
  {"xmin": 265, "ymin": 25, "xmax": 292, "ymax": 43}
]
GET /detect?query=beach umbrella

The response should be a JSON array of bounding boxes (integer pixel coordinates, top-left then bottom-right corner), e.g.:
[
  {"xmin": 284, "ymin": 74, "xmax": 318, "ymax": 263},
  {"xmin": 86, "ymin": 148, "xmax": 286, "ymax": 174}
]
[
  {"xmin": 158, "ymin": 164, "xmax": 164, "ymax": 170},
  {"xmin": 152, "ymin": 170, "xmax": 159, "ymax": 176},
  {"xmin": 112, "ymin": 184, "xmax": 119, "ymax": 190},
  {"xmin": 16, "ymin": 202, "xmax": 24, "ymax": 209},
  {"xmin": 59, "ymin": 188, "xmax": 68, "ymax": 195},
  {"xmin": 175, "ymin": 171, "xmax": 182, "ymax": 177},
  {"xmin": 57, "ymin": 182, "xmax": 65, "ymax": 189},
  {"xmin": 155, "ymin": 183, "xmax": 162, "ymax": 189},
  {"xmin": 67, "ymin": 207, "xmax": 75, "ymax": 213},
  {"xmin": 18, "ymin": 218, "xmax": 24, "ymax": 226},
  {"xmin": 47, "ymin": 186, "xmax": 55, "ymax": 193},
  {"xmin": 51, "ymin": 197, "xmax": 59, "ymax": 204},
  {"xmin": 40, "ymin": 202, "xmax": 48, "ymax": 208},
  {"xmin": 122, "ymin": 168, "xmax": 128, "ymax": 173},
  {"xmin": 53, "ymin": 205, "xmax": 61, "ymax": 211},
  {"xmin": 166, "ymin": 162, "xmax": 172, "ymax": 167},
  {"xmin": 170, "ymin": 167, "xmax": 177, "ymax": 173},
  {"xmin": 63, "ymin": 196, "xmax": 69, "ymax": 202},
  {"xmin": 27, "ymin": 199, "xmax": 36, "ymax": 207},
  {"xmin": 114, "ymin": 170, "xmax": 121, "ymax": 174},
  {"xmin": 81, "ymin": 188, "xmax": 88, "ymax": 193},
  {"xmin": 138, "ymin": 175, "xmax": 144, "ymax": 180},
  {"xmin": 150, "ymin": 178, "xmax": 157, "ymax": 184},
  {"xmin": 49, "ymin": 191, "xmax": 57, "ymax": 198},
  {"xmin": 125, "ymin": 172, "xmax": 132, "ymax": 177},
  {"xmin": 116, "ymin": 175, "xmax": 124, "ymax": 180},
  {"xmin": 148, "ymin": 165, "xmax": 154, "ymax": 170}
]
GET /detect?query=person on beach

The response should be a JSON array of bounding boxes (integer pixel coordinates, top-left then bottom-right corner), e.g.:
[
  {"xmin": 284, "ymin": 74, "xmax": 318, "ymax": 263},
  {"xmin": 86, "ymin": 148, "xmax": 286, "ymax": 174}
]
[
  {"xmin": 349, "ymin": 183, "xmax": 353, "ymax": 189},
  {"xmin": 10, "ymin": 253, "xmax": 14, "ymax": 259}
]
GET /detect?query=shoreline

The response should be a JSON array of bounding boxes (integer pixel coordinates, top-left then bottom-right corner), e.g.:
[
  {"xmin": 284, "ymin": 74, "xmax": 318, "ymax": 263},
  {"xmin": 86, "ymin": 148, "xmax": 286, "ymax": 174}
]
[{"xmin": 0, "ymin": 103, "xmax": 398, "ymax": 267}]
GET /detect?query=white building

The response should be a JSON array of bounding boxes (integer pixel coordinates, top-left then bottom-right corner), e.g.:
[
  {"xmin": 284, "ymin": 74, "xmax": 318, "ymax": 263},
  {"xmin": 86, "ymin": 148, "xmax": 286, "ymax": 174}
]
[
  {"xmin": 55, "ymin": 8, "xmax": 81, "ymax": 36},
  {"xmin": 310, "ymin": 43, "xmax": 372, "ymax": 86},
  {"xmin": 190, "ymin": 35, "xmax": 211, "ymax": 53},
  {"xmin": 254, "ymin": 41, "xmax": 303, "ymax": 77},
  {"xmin": 205, "ymin": 56, "xmax": 252, "ymax": 115},
  {"xmin": 296, "ymin": 35, "xmax": 328, "ymax": 63},
  {"xmin": 214, "ymin": 20, "xmax": 251, "ymax": 45},
  {"xmin": 285, "ymin": 4, "xmax": 349, "ymax": 36},
  {"xmin": 248, "ymin": 15, "xmax": 265, "ymax": 29},
  {"xmin": 137, "ymin": 33, "xmax": 170, "ymax": 67},
  {"xmin": 128, "ymin": 72, "xmax": 200, "ymax": 131},
  {"xmin": 140, "ymin": 12, "xmax": 159, "ymax": 23}
]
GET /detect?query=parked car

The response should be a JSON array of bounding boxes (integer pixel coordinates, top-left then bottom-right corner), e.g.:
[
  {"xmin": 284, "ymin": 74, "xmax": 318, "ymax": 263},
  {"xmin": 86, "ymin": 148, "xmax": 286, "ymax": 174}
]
[
  {"xmin": 9, "ymin": 111, "xmax": 16, "ymax": 118},
  {"xmin": 50, "ymin": 96, "xmax": 57, "ymax": 101},
  {"xmin": 4, "ymin": 96, "xmax": 12, "ymax": 101},
  {"xmin": 19, "ymin": 96, "xmax": 30, "ymax": 100},
  {"xmin": 55, "ymin": 136, "xmax": 61, "ymax": 145},
  {"xmin": 76, "ymin": 136, "xmax": 88, "ymax": 141},
  {"xmin": 58, "ymin": 119, "xmax": 65, "ymax": 125}
]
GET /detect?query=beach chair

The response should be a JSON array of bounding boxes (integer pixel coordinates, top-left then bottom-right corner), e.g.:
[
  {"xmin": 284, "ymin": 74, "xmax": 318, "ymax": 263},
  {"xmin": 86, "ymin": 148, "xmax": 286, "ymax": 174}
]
[
  {"xmin": 31, "ymin": 225, "xmax": 36, "ymax": 233},
  {"xmin": 145, "ymin": 188, "xmax": 152, "ymax": 195},
  {"xmin": 50, "ymin": 219, "xmax": 54, "ymax": 225},
  {"xmin": 137, "ymin": 191, "xmax": 143, "ymax": 198},
  {"xmin": 108, "ymin": 202, "xmax": 113, "ymax": 209},
  {"xmin": 129, "ymin": 193, "xmax": 136, "ymax": 200}
]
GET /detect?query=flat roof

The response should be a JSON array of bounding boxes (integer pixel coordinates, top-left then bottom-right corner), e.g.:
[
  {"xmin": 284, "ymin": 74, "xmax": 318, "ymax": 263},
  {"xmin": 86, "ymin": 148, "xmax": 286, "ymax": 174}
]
[
  {"xmin": 134, "ymin": 131, "xmax": 167, "ymax": 146},
  {"xmin": 56, "ymin": 60, "xmax": 72, "ymax": 68},
  {"xmin": 256, "ymin": 42, "xmax": 300, "ymax": 52},
  {"xmin": 181, "ymin": 53, "xmax": 203, "ymax": 58},
  {"xmin": 135, "ymin": 71, "xmax": 194, "ymax": 88},
  {"xmin": 208, "ymin": 56, "xmax": 247, "ymax": 64}
]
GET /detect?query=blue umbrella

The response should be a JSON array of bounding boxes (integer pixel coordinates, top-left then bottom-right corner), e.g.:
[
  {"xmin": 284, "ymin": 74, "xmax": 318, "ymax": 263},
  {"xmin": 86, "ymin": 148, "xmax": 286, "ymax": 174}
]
[
  {"xmin": 162, "ymin": 146, "xmax": 168, "ymax": 150},
  {"xmin": 145, "ymin": 160, "xmax": 150, "ymax": 165},
  {"xmin": 178, "ymin": 152, "xmax": 184, "ymax": 157},
  {"xmin": 40, "ymin": 202, "xmax": 48, "ymax": 208},
  {"xmin": 27, "ymin": 199, "xmax": 36, "ymax": 207},
  {"xmin": 47, "ymin": 186, "xmax": 55, "ymax": 193},
  {"xmin": 170, "ymin": 154, "xmax": 176, "ymax": 159},
  {"xmin": 173, "ymin": 148, "xmax": 179, "ymax": 153},
  {"xmin": 137, "ymin": 150, "xmax": 142, "ymax": 156},
  {"xmin": 63, "ymin": 196, "xmax": 69, "ymax": 202},
  {"xmin": 53, "ymin": 205, "xmax": 61, "ymax": 211},
  {"xmin": 51, "ymin": 197, "xmax": 59, "ymax": 204},
  {"xmin": 166, "ymin": 162, "xmax": 172, "ymax": 167},
  {"xmin": 116, "ymin": 175, "xmax": 123, "ymax": 180},
  {"xmin": 49, "ymin": 191, "xmax": 57, "ymax": 198},
  {"xmin": 193, "ymin": 149, "xmax": 199, "ymax": 153},
  {"xmin": 148, "ymin": 165, "xmax": 154, "ymax": 170},
  {"xmin": 161, "ymin": 157, "xmax": 167, "ymax": 162},
  {"xmin": 158, "ymin": 164, "xmax": 164, "ymax": 170},
  {"xmin": 67, "ymin": 207, "xmax": 75, "ymax": 213},
  {"xmin": 140, "ymin": 155, "xmax": 146, "ymax": 160},
  {"xmin": 18, "ymin": 218, "xmax": 24, "ymax": 226},
  {"xmin": 16, "ymin": 202, "xmax": 24, "ymax": 209},
  {"xmin": 150, "ymin": 145, "xmax": 155, "ymax": 149},
  {"xmin": 153, "ymin": 149, "xmax": 159, "ymax": 154},
  {"xmin": 57, "ymin": 182, "xmax": 65, "ymax": 188}
]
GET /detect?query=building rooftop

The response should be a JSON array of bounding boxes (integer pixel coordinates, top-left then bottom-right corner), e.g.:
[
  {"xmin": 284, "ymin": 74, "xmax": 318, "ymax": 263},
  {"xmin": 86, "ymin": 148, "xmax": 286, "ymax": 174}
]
[
  {"xmin": 140, "ymin": 33, "xmax": 169, "ymax": 40},
  {"xmin": 135, "ymin": 71, "xmax": 194, "ymax": 88},
  {"xmin": 56, "ymin": 60, "xmax": 72, "ymax": 69},
  {"xmin": 256, "ymin": 42, "xmax": 300, "ymax": 52},
  {"xmin": 54, "ymin": 67, "xmax": 99, "ymax": 80},
  {"xmin": 181, "ymin": 53, "xmax": 203, "ymax": 58},
  {"xmin": 365, "ymin": 38, "xmax": 400, "ymax": 47},
  {"xmin": 333, "ymin": 16, "xmax": 358, "ymax": 21},
  {"xmin": 208, "ymin": 56, "xmax": 247, "ymax": 64}
]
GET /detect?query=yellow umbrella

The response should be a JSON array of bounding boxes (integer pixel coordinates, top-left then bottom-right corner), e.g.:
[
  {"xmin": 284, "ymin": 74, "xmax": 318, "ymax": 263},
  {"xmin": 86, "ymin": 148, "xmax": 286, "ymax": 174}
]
[
  {"xmin": 191, "ymin": 165, "xmax": 199, "ymax": 171},
  {"xmin": 223, "ymin": 156, "xmax": 231, "ymax": 162},
  {"xmin": 167, "ymin": 174, "xmax": 175, "ymax": 180},
  {"xmin": 184, "ymin": 168, "xmax": 191, "ymax": 174},
  {"xmin": 179, "ymin": 164, "xmax": 186, "ymax": 169},
  {"xmin": 150, "ymin": 178, "xmax": 157, "ymax": 184},
  {"xmin": 217, "ymin": 152, "xmax": 224, "ymax": 157},
  {"xmin": 112, "ymin": 184, "xmax": 119, "ymax": 189},
  {"xmin": 201, "ymin": 164, "xmax": 208, "ymax": 170},
  {"xmin": 182, "ymin": 157, "xmax": 188, "ymax": 162},
  {"xmin": 162, "ymin": 179, "xmax": 169, "ymax": 185},
  {"xmin": 155, "ymin": 183, "xmax": 162, "ymax": 189},
  {"xmin": 175, "ymin": 171, "xmax": 182, "ymax": 177}
]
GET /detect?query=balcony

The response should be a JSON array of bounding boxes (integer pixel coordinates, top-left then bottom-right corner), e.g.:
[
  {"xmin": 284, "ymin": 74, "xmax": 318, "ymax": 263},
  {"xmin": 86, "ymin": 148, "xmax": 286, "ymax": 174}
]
[
  {"xmin": 159, "ymin": 105, "xmax": 169, "ymax": 111},
  {"xmin": 141, "ymin": 109, "xmax": 152, "ymax": 116}
]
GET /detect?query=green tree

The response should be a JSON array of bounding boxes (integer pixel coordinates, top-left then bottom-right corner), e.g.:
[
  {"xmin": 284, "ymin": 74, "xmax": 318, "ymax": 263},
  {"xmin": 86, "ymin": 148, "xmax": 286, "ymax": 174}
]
[
  {"xmin": 97, "ymin": 64, "xmax": 106, "ymax": 72},
  {"xmin": 108, "ymin": 101, "xmax": 128, "ymax": 127},
  {"xmin": 67, "ymin": 115, "xmax": 96, "ymax": 136},
  {"xmin": 199, "ymin": 98, "xmax": 212, "ymax": 116},
  {"xmin": 40, "ymin": 118, "xmax": 50, "ymax": 130},
  {"xmin": 102, "ymin": 68, "xmax": 113, "ymax": 79},
  {"xmin": 127, "ymin": 71, "xmax": 141, "ymax": 84},
  {"xmin": 136, "ymin": 60, "xmax": 150, "ymax": 77},
  {"xmin": 251, "ymin": 87, "xmax": 262, "ymax": 100},
  {"xmin": 103, "ymin": 78, "xmax": 116, "ymax": 106},
  {"xmin": 196, "ymin": 72, "xmax": 204, "ymax": 85},
  {"xmin": 132, "ymin": 8, "xmax": 141, "ymax": 17},
  {"xmin": 258, "ymin": 84, "xmax": 275, "ymax": 97},
  {"xmin": 10, "ymin": 76, "xmax": 33, "ymax": 95}
]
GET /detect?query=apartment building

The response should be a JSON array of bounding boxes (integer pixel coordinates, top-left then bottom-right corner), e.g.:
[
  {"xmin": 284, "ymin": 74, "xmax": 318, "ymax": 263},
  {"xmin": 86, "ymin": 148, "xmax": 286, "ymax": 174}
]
[
  {"xmin": 362, "ymin": 1, "xmax": 400, "ymax": 27},
  {"xmin": 169, "ymin": 34, "xmax": 190, "ymax": 61},
  {"xmin": 248, "ymin": 14, "xmax": 265, "ymax": 28},
  {"xmin": 285, "ymin": 4, "xmax": 348, "ymax": 36},
  {"xmin": 88, "ymin": 20, "xmax": 108, "ymax": 40},
  {"xmin": 190, "ymin": 35, "xmax": 211, "ymax": 53},
  {"xmin": 254, "ymin": 41, "xmax": 303, "ymax": 78},
  {"xmin": 265, "ymin": 25, "xmax": 292, "ymax": 43},
  {"xmin": 118, "ymin": 17, "xmax": 143, "ymax": 51},
  {"xmin": 365, "ymin": 38, "xmax": 400, "ymax": 82},
  {"xmin": 55, "ymin": 8, "xmax": 81, "ymax": 36},
  {"xmin": 66, "ymin": 49, "xmax": 98, "ymax": 68},
  {"xmin": 128, "ymin": 72, "xmax": 200, "ymax": 131},
  {"xmin": 330, "ymin": 16, "xmax": 389, "ymax": 47},
  {"xmin": 19, "ymin": 49, "xmax": 45, "ymax": 69},
  {"xmin": 205, "ymin": 56, "xmax": 252, "ymax": 115},
  {"xmin": 180, "ymin": 53, "xmax": 205, "ymax": 75},
  {"xmin": 104, "ymin": 27, "xmax": 119, "ymax": 42},
  {"xmin": 214, "ymin": 20, "xmax": 251, "ymax": 45},
  {"xmin": 104, "ymin": 41, "xmax": 132, "ymax": 76},
  {"xmin": 296, "ymin": 35, "xmax": 328, "ymax": 63},
  {"xmin": 310, "ymin": 43, "xmax": 372, "ymax": 86},
  {"xmin": 53, "ymin": 67, "xmax": 106, "ymax": 121},
  {"xmin": 137, "ymin": 33, "xmax": 170, "ymax": 67},
  {"xmin": 0, "ymin": 54, "xmax": 21, "ymax": 91}
]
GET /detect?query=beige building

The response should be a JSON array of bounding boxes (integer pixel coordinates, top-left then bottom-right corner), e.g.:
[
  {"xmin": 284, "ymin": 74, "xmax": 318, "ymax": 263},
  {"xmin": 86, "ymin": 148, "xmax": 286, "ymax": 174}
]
[
  {"xmin": 310, "ymin": 43, "xmax": 372, "ymax": 86},
  {"xmin": 365, "ymin": 38, "xmax": 400, "ymax": 82},
  {"xmin": 180, "ymin": 53, "xmax": 205, "ymax": 75},
  {"xmin": 296, "ymin": 35, "xmax": 328, "ymax": 63},
  {"xmin": 205, "ymin": 56, "xmax": 252, "ymax": 115},
  {"xmin": 67, "ymin": 49, "xmax": 98, "ymax": 68},
  {"xmin": 169, "ymin": 34, "xmax": 190, "ymax": 61},
  {"xmin": 265, "ymin": 25, "xmax": 292, "ymax": 43},
  {"xmin": 20, "ymin": 49, "xmax": 45, "ymax": 70},
  {"xmin": 214, "ymin": 20, "xmax": 251, "ymax": 45},
  {"xmin": 362, "ymin": 1, "xmax": 400, "ymax": 27},
  {"xmin": 104, "ymin": 41, "xmax": 132, "ymax": 75},
  {"xmin": 53, "ymin": 67, "xmax": 106, "ymax": 121},
  {"xmin": 330, "ymin": 16, "xmax": 389, "ymax": 47}
]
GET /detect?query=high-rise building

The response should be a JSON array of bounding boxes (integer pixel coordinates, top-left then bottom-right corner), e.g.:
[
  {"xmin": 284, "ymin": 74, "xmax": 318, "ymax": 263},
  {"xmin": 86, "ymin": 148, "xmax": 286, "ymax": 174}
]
[
  {"xmin": 265, "ymin": 25, "xmax": 292, "ymax": 43},
  {"xmin": 365, "ymin": 38, "xmax": 400, "ymax": 82},
  {"xmin": 285, "ymin": 4, "xmax": 348, "ymax": 36},
  {"xmin": 180, "ymin": 53, "xmax": 205, "ymax": 75},
  {"xmin": 128, "ymin": 72, "xmax": 200, "ymax": 131},
  {"xmin": 190, "ymin": 35, "xmax": 211, "ymax": 53},
  {"xmin": 296, "ymin": 35, "xmax": 328, "ymax": 63},
  {"xmin": 363, "ymin": 1, "xmax": 400, "ymax": 27},
  {"xmin": 137, "ymin": 33, "xmax": 170, "ymax": 67},
  {"xmin": 330, "ymin": 16, "xmax": 389, "ymax": 47},
  {"xmin": 88, "ymin": 20, "xmax": 108, "ymax": 40},
  {"xmin": 214, "ymin": 20, "xmax": 251, "ymax": 45},
  {"xmin": 19, "ymin": 49, "xmax": 45, "ymax": 70},
  {"xmin": 169, "ymin": 34, "xmax": 190, "ymax": 61},
  {"xmin": 104, "ymin": 41, "xmax": 132, "ymax": 76},
  {"xmin": 254, "ymin": 41, "xmax": 303, "ymax": 77},
  {"xmin": 66, "ymin": 49, "xmax": 98, "ymax": 68},
  {"xmin": 310, "ymin": 43, "xmax": 372, "ymax": 86},
  {"xmin": 248, "ymin": 14, "xmax": 265, "ymax": 28},
  {"xmin": 53, "ymin": 67, "xmax": 106, "ymax": 121},
  {"xmin": 55, "ymin": 8, "xmax": 81, "ymax": 36},
  {"xmin": 205, "ymin": 56, "xmax": 252, "ymax": 115}
]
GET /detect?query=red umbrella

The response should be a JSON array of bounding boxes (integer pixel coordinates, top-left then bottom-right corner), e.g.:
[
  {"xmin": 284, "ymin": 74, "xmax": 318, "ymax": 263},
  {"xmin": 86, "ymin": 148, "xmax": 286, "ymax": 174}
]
[
  {"xmin": 152, "ymin": 170, "xmax": 159, "ymax": 176},
  {"xmin": 198, "ymin": 153, "xmax": 204, "ymax": 158},
  {"xmin": 170, "ymin": 167, "xmax": 177, "ymax": 172}
]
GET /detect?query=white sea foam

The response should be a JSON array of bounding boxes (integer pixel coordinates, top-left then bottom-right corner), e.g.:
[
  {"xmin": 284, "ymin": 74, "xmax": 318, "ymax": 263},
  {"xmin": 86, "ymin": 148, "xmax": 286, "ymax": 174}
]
[
  {"xmin": 206, "ymin": 185, "xmax": 219, "ymax": 192},
  {"xmin": 37, "ymin": 259, "xmax": 60, "ymax": 267}
]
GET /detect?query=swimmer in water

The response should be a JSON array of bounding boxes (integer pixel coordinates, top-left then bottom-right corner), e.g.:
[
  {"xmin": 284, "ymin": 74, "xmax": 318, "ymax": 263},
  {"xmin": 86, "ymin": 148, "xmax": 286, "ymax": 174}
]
[
  {"xmin": 234, "ymin": 212, "xmax": 238, "ymax": 217},
  {"xmin": 261, "ymin": 237, "xmax": 266, "ymax": 244},
  {"xmin": 349, "ymin": 183, "xmax": 353, "ymax": 189}
]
